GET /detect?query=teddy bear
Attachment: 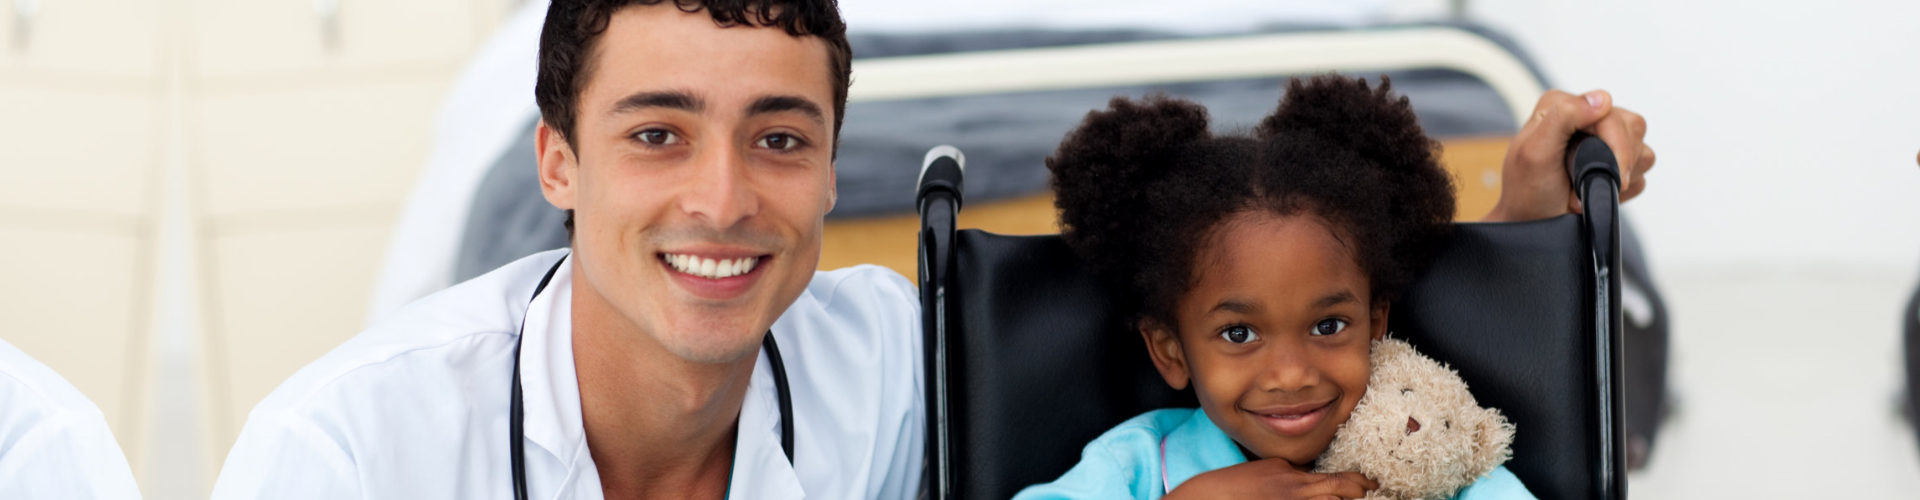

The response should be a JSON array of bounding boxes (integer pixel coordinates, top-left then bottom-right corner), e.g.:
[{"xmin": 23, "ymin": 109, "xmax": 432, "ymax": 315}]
[{"xmin": 1313, "ymin": 338, "xmax": 1516, "ymax": 500}]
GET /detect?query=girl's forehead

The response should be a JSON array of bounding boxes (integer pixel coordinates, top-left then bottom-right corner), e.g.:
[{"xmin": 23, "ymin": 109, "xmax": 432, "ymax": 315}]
[
  {"xmin": 1182, "ymin": 212, "xmax": 1371, "ymax": 312},
  {"xmin": 1202, "ymin": 213, "xmax": 1359, "ymax": 277}
]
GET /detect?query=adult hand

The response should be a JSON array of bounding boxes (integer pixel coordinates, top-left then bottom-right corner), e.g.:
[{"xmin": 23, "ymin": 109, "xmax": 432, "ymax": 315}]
[
  {"xmin": 1482, "ymin": 90, "xmax": 1655, "ymax": 222},
  {"xmin": 1164, "ymin": 458, "xmax": 1377, "ymax": 500}
]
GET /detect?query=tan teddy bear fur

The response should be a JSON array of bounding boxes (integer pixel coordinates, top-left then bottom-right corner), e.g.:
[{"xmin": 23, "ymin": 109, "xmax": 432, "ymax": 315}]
[{"xmin": 1313, "ymin": 338, "xmax": 1515, "ymax": 500}]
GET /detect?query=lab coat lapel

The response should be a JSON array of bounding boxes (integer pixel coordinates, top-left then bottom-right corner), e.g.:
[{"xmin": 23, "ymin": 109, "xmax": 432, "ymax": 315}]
[
  {"xmin": 728, "ymin": 342, "xmax": 805, "ymax": 500},
  {"xmin": 518, "ymin": 259, "xmax": 593, "ymax": 496}
]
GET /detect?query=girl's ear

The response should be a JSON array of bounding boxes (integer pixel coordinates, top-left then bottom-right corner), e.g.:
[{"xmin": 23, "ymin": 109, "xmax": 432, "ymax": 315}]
[
  {"xmin": 1140, "ymin": 319, "xmax": 1191, "ymax": 390},
  {"xmin": 1370, "ymin": 301, "xmax": 1391, "ymax": 342}
]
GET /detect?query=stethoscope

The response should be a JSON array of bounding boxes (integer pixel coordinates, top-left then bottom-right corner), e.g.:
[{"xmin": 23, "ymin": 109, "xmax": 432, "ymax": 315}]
[{"xmin": 509, "ymin": 256, "xmax": 796, "ymax": 500}]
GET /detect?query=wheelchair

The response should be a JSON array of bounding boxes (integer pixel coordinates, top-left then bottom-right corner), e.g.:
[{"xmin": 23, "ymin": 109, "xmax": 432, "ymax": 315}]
[{"xmin": 915, "ymin": 136, "xmax": 1633, "ymax": 500}]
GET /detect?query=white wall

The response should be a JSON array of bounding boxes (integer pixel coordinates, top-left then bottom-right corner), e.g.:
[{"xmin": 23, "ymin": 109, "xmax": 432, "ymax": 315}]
[{"xmin": 1469, "ymin": 0, "xmax": 1920, "ymax": 279}]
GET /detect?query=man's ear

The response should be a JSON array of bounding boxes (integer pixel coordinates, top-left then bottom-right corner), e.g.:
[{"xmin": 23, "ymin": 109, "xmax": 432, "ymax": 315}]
[
  {"xmin": 825, "ymin": 161, "xmax": 838, "ymax": 214},
  {"xmin": 1140, "ymin": 319, "xmax": 1191, "ymax": 390},
  {"xmin": 536, "ymin": 120, "xmax": 577, "ymax": 210},
  {"xmin": 1370, "ymin": 301, "xmax": 1391, "ymax": 342}
]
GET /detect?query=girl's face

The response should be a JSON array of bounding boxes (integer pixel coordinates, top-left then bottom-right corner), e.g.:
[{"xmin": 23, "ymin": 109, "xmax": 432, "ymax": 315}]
[{"xmin": 1141, "ymin": 211, "xmax": 1387, "ymax": 467}]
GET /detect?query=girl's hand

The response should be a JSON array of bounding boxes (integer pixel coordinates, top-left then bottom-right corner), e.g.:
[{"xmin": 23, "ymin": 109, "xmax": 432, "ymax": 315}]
[{"xmin": 1165, "ymin": 458, "xmax": 1378, "ymax": 500}]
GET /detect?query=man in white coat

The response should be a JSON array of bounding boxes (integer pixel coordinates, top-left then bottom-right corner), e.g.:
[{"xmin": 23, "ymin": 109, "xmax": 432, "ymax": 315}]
[
  {"xmin": 213, "ymin": 2, "xmax": 918, "ymax": 499},
  {"xmin": 0, "ymin": 338, "xmax": 142, "ymax": 499},
  {"xmin": 209, "ymin": 0, "xmax": 1654, "ymax": 499}
]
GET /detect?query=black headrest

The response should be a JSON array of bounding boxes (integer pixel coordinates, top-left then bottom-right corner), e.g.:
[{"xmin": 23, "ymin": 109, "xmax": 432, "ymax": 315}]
[{"xmin": 945, "ymin": 215, "xmax": 1597, "ymax": 500}]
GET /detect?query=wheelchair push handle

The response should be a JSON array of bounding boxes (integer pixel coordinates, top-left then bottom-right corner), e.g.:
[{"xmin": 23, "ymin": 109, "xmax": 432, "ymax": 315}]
[
  {"xmin": 918, "ymin": 145, "xmax": 967, "ymax": 214},
  {"xmin": 1564, "ymin": 131, "xmax": 1621, "ymax": 193}
]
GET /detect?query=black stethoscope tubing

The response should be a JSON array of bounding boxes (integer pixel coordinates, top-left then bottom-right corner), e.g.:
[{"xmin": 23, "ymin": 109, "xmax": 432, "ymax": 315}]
[{"xmin": 510, "ymin": 256, "xmax": 795, "ymax": 500}]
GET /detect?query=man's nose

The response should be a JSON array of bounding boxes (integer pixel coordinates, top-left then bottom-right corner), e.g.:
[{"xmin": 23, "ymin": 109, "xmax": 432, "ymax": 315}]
[{"xmin": 679, "ymin": 142, "xmax": 759, "ymax": 228}]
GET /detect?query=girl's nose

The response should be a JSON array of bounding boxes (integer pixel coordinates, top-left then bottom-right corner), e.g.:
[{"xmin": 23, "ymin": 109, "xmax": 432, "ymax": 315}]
[{"xmin": 1259, "ymin": 341, "xmax": 1322, "ymax": 393}]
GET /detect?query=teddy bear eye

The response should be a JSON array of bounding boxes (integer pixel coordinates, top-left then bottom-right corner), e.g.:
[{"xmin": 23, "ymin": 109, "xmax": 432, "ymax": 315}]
[{"xmin": 1401, "ymin": 388, "xmax": 1413, "ymax": 395}]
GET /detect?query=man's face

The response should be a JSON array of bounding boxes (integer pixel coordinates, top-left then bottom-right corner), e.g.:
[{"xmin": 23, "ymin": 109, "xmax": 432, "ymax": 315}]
[{"xmin": 537, "ymin": 3, "xmax": 836, "ymax": 363}]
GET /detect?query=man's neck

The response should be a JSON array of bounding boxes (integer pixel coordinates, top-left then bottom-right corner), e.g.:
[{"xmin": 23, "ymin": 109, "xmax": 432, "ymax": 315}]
[{"xmin": 570, "ymin": 276, "xmax": 757, "ymax": 500}]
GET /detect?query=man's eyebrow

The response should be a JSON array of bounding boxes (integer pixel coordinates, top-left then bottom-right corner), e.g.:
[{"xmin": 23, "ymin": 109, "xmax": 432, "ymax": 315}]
[
  {"xmin": 746, "ymin": 95, "xmax": 826, "ymax": 126},
  {"xmin": 611, "ymin": 91, "xmax": 704, "ymax": 115},
  {"xmin": 1314, "ymin": 291, "xmax": 1359, "ymax": 309}
]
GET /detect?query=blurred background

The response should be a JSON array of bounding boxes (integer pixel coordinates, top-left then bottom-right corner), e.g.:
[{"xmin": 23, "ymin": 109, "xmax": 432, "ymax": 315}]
[{"xmin": 0, "ymin": 0, "xmax": 1916, "ymax": 498}]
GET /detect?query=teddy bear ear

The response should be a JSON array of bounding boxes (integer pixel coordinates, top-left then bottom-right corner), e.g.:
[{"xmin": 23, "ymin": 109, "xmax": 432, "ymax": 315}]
[{"xmin": 1468, "ymin": 407, "xmax": 1517, "ymax": 477}]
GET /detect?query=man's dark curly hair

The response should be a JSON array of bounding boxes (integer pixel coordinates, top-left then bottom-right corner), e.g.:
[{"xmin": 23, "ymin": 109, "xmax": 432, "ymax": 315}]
[
  {"xmin": 536, "ymin": 0, "xmax": 852, "ymax": 237},
  {"xmin": 535, "ymin": 0, "xmax": 852, "ymax": 147},
  {"xmin": 1050, "ymin": 74, "xmax": 1456, "ymax": 331}
]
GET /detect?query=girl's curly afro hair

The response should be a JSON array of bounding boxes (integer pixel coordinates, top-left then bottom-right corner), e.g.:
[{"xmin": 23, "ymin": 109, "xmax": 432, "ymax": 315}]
[{"xmin": 1049, "ymin": 74, "xmax": 1456, "ymax": 330}]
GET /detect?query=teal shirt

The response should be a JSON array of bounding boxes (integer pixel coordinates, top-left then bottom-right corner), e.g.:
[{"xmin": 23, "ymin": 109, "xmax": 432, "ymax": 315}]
[{"xmin": 1014, "ymin": 408, "xmax": 1535, "ymax": 500}]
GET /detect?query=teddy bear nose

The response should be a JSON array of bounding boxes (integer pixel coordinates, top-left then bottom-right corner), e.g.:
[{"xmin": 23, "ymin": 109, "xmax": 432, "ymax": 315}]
[{"xmin": 1406, "ymin": 417, "xmax": 1421, "ymax": 435}]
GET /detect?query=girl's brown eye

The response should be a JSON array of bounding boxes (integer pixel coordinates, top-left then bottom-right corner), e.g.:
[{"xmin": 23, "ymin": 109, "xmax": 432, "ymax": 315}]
[
  {"xmin": 1219, "ymin": 326, "xmax": 1258, "ymax": 344},
  {"xmin": 1311, "ymin": 319, "xmax": 1348, "ymax": 336}
]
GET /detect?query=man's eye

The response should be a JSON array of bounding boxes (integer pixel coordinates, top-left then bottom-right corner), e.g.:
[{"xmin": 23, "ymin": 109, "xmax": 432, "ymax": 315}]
[
  {"xmin": 757, "ymin": 133, "xmax": 803, "ymax": 151},
  {"xmin": 1311, "ymin": 319, "xmax": 1349, "ymax": 336},
  {"xmin": 1219, "ymin": 326, "xmax": 1259, "ymax": 344},
  {"xmin": 635, "ymin": 129, "xmax": 680, "ymax": 145}
]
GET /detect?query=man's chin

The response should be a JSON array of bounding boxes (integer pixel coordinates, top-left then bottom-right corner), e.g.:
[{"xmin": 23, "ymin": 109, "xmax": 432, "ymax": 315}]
[{"xmin": 656, "ymin": 329, "xmax": 769, "ymax": 365}]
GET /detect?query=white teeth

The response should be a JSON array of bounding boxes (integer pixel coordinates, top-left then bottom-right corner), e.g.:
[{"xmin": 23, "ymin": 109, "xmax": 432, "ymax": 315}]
[{"xmin": 664, "ymin": 254, "xmax": 760, "ymax": 279}]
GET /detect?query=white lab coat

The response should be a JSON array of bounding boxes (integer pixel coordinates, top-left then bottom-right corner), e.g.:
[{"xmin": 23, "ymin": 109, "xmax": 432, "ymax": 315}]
[
  {"xmin": 210, "ymin": 249, "xmax": 925, "ymax": 500},
  {"xmin": 0, "ymin": 338, "xmax": 141, "ymax": 499}
]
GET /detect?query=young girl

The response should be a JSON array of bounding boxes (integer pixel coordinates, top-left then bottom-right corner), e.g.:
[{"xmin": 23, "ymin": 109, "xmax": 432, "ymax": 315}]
[{"xmin": 1015, "ymin": 75, "xmax": 1534, "ymax": 500}]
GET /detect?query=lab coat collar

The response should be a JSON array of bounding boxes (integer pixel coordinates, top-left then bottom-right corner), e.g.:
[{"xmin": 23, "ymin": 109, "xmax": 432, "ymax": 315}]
[
  {"xmin": 516, "ymin": 256, "xmax": 804, "ymax": 499},
  {"xmin": 518, "ymin": 256, "xmax": 589, "ymax": 478},
  {"xmin": 1161, "ymin": 408, "xmax": 1250, "ymax": 492},
  {"xmin": 728, "ymin": 335, "xmax": 805, "ymax": 499}
]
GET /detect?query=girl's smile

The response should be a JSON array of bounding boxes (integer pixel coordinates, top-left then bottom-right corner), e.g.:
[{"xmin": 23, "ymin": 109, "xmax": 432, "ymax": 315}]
[{"xmin": 1244, "ymin": 396, "xmax": 1338, "ymax": 436}]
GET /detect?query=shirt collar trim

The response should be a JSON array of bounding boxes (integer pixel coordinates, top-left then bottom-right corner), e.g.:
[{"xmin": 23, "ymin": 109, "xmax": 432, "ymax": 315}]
[{"xmin": 1162, "ymin": 408, "xmax": 1252, "ymax": 492}]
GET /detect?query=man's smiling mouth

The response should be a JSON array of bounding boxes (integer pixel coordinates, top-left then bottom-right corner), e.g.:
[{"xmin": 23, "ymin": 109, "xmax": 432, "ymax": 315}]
[{"xmin": 661, "ymin": 253, "xmax": 763, "ymax": 279}]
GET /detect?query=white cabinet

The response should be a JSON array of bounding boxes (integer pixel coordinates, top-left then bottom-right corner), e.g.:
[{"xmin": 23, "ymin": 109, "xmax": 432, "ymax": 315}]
[
  {"xmin": 0, "ymin": 226, "xmax": 145, "ymax": 448},
  {"xmin": 201, "ymin": 222, "xmax": 390, "ymax": 451},
  {"xmin": 195, "ymin": 81, "xmax": 448, "ymax": 216},
  {"xmin": 0, "ymin": 89, "xmax": 157, "ymax": 215},
  {"xmin": 0, "ymin": 0, "xmax": 164, "ymax": 80},
  {"xmin": 187, "ymin": 0, "xmax": 482, "ymax": 81}
]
